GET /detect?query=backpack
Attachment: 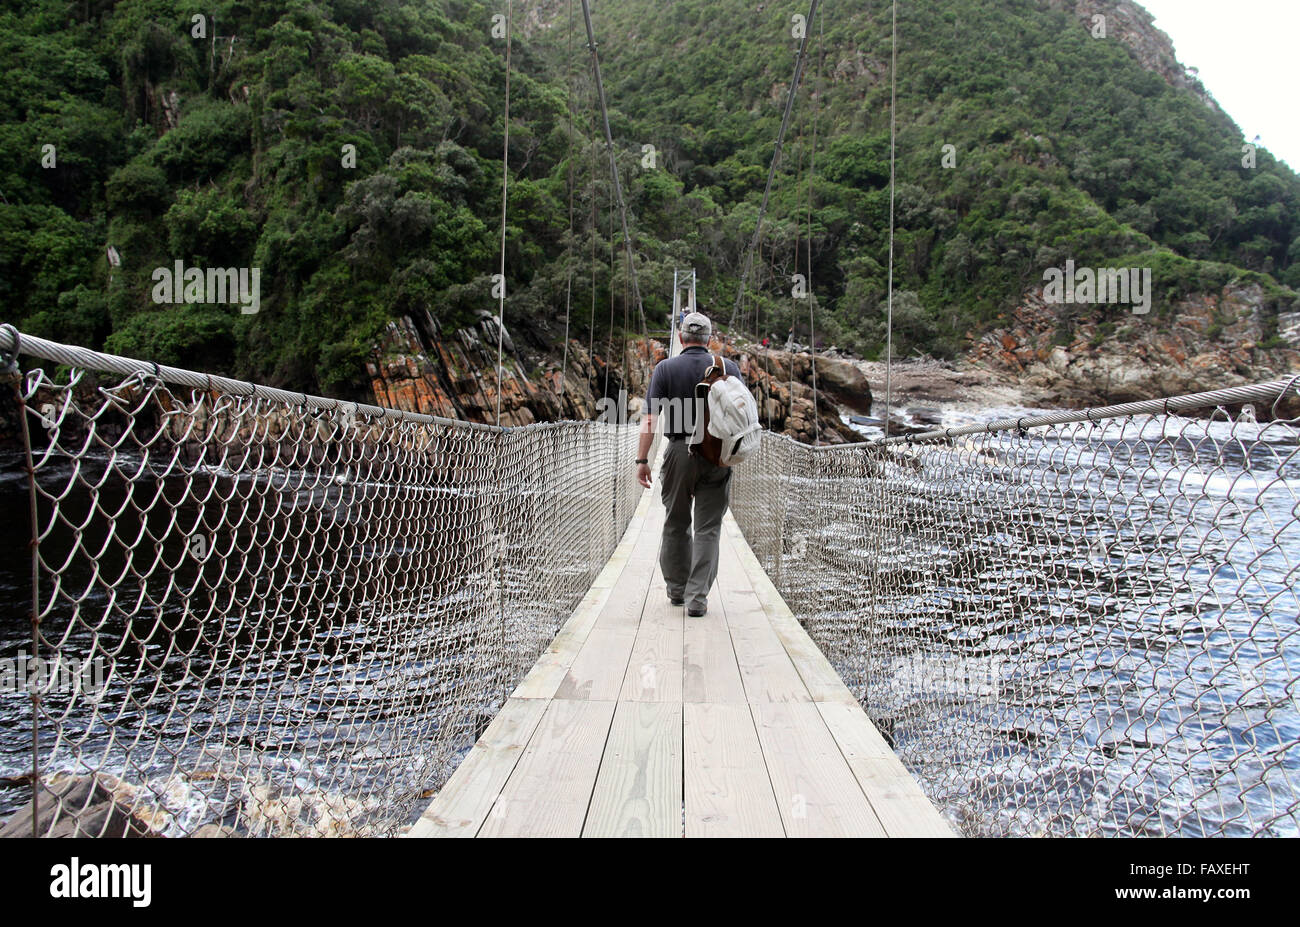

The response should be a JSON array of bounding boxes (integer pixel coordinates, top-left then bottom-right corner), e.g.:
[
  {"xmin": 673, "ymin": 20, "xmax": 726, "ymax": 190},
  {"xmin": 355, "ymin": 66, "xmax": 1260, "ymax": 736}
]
[{"xmin": 690, "ymin": 354, "xmax": 762, "ymax": 467}]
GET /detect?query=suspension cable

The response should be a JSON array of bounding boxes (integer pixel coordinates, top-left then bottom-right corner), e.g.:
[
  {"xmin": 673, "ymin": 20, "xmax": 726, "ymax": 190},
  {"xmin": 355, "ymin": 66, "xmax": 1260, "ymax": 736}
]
[
  {"xmin": 579, "ymin": 0, "xmax": 646, "ymax": 334},
  {"xmin": 494, "ymin": 0, "xmax": 513, "ymax": 428},
  {"xmin": 588, "ymin": 60, "xmax": 598, "ymax": 390},
  {"xmin": 884, "ymin": 0, "xmax": 898, "ymax": 440},
  {"xmin": 808, "ymin": 11, "xmax": 822, "ymax": 447},
  {"xmin": 605, "ymin": 179, "xmax": 615, "ymax": 402},
  {"xmin": 789, "ymin": 138, "xmax": 803, "ymax": 432},
  {"xmin": 559, "ymin": 0, "xmax": 575, "ymax": 414},
  {"xmin": 729, "ymin": 0, "xmax": 822, "ymax": 334}
]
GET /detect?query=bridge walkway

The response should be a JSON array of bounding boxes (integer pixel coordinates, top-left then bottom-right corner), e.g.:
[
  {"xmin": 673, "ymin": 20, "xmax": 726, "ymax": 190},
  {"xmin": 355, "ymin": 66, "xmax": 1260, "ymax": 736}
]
[{"xmin": 408, "ymin": 475, "xmax": 954, "ymax": 838}]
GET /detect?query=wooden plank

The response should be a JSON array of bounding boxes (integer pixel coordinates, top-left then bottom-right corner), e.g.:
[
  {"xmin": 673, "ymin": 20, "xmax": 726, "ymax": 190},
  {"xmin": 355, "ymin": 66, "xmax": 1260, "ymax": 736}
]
[
  {"xmin": 511, "ymin": 490, "xmax": 654, "ymax": 699},
  {"xmin": 590, "ymin": 546, "xmax": 636, "ymax": 589},
  {"xmin": 682, "ymin": 625, "xmax": 746, "ymax": 704},
  {"xmin": 749, "ymin": 700, "xmax": 887, "ymax": 837},
  {"xmin": 554, "ymin": 627, "xmax": 638, "ymax": 700},
  {"xmin": 728, "ymin": 621, "xmax": 812, "ymax": 703},
  {"xmin": 714, "ymin": 586, "xmax": 767, "ymax": 632},
  {"xmin": 723, "ymin": 518, "xmax": 859, "ymax": 706},
  {"xmin": 405, "ymin": 696, "xmax": 549, "ymax": 837},
  {"xmin": 766, "ymin": 621, "xmax": 863, "ymax": 706},
  {"xmin": 715, "ymin": 539, "xmax": 755, "ymax": 596},
  {"xmin": 589, "ymin": 503, "xmax": 652, "ymax": 590},
  {"xmin": 510, "ymin": 586, "xmax": 613, "ymax": 699},
  {"xmin": 683, "ymin": 703, "xmax": 785, "ymax": 837},
  {"xmin": 620, "ymin": 623, "xmax": 683, "ymax": 702},
  {"xmin": 592, "ymin": 568, "xmax": 652, "ymax": 629},
  {"xmin": 582, "ymin": 701, "xmax": 683, "ymax": 837},
  {"xmin": 641, "ymin": 585, "xmax": 683, "ymax": 634},
  {"xmin": 477, "ymin": 699, "xmax": 617, "ymax": 837},
  {"xmin": 816, "ymin": 701, "xmax": 956, "ymax": 837}
]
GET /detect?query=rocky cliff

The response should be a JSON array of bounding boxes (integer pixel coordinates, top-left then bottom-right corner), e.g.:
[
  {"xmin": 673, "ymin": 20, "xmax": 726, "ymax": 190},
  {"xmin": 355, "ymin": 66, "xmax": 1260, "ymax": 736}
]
[
  {"xmin": 366, "ymin": 310, "xmax": 657, "ymax": 427},
  {"xmin": 970, "ymin": 282, "xmax": 1300, "ymax": 416},
  {"xmin": 1048, "ymin": 0, "xmax": 1218, "ymax": 109},
  {"xmin": 365, "ymin": 313, "xmax": 872, "ymax": 444}
]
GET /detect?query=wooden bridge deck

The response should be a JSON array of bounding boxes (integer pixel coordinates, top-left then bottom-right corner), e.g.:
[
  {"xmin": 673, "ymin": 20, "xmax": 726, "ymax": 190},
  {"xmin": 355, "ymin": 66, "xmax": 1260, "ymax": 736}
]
[{"xmin": 407, "ymin": 480, "xmax": 954, "ymax": 838}]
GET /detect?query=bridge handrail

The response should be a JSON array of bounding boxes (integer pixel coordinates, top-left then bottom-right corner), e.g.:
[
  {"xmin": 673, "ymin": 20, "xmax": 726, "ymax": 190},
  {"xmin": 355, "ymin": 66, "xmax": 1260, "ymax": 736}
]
[
  {"xmin": 0, "ymin": 324, "xmax": 503, "ymax": 432},
  {"xmin": 730, "ymin": 378, "xmax": 1300, "ymax": 837},
  {"xmin": 880, "ymin": 376, "xmax": 1300, "ymax": 445},
  {"xmin": 0, "ymin": 326, "xmax": 645, "ymax": 837}
]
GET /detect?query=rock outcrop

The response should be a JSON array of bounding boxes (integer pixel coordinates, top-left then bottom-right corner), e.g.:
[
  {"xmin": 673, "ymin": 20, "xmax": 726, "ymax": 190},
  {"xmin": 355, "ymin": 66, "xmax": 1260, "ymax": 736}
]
[
  {"xmin": 364, "ymin": 313, "xmax": 872, "ymax": 444},
  {"xmin": 0, "ymin": 773, "xmax": 161, "ymax": 838},
  {"xmin": 719, "ymin": 343, "xmax": 871, "ymax": 445},
  {"xmin": 970, "ymin": 283, "xmax": 1300, "ymax": 417},
  {"xmin": 367, "ymin": 311, "xmax": 657, "ymax": 428},
  {"xmin": 1048, "ymin": 0, "xmax": 1219, "ymax": 111}
]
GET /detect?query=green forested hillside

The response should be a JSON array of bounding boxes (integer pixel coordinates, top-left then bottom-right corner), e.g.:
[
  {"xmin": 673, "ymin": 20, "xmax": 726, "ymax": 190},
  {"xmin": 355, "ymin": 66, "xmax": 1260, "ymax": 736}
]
[
  {"xmin": 584, "ymin": 0, "xmax": 1299, "ymax": 354},
  {"xmin": 1, "ymin": 0, "xmax": 1296, "ymax": 400}
]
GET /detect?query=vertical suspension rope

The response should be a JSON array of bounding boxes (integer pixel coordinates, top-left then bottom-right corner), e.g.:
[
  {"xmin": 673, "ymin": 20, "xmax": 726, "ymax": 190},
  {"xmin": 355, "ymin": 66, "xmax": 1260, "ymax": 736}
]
[
  {"xmin": 588, "ymin": 64, "xmax": 598, "ymax": 391},
  {"xmin": 757, "ymin": 236, "xmax": 772, "ymax": 431},
  {"xmin": 494, "ymin": 0, "xmax": 513, "ymax": 429},
  {"xmin": 492, "ymin": 1, "xmax": 514, "ymax": 702},
  {"xmin": 730, "ymin": 0, "xmax": 823, "ymax": 334},
  {"xmin": 788, "ymin": 141, "xmax": 803, "ymax": 432},
  {"xmin": 579, "ymin": 0, "xmax": 647, "ymax": 334},
  {"xmin": 604, "ymin": 182, "xmax": 616, "ymax": 403},
  {"xmin": 559, "ymin": 0, "xmax": 576, "ymax": 415},
  {"xmin": 865, "ymin": 0, "xmax": 901, "ymax": 713},
  {"xmin": 10, "ymin": 365, "xmax": 42, "ymax": 837},
  {"xmin": 622, "ymin": 248, "xmax": 631, "ymax": 415},
  {"xmin": 884, "ymin": 0, "xmax": 898, "ymax": 440},
  {"xmin": 807, "ymin": 12, "xmax": 822, "ymax": 447}
]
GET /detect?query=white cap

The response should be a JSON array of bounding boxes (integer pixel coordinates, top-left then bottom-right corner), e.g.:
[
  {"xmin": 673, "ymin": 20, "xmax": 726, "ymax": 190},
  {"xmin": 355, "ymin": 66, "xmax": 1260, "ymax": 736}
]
[{"xmin": 681, "ymin": 312, "xmax": 712, "ymax": 337}]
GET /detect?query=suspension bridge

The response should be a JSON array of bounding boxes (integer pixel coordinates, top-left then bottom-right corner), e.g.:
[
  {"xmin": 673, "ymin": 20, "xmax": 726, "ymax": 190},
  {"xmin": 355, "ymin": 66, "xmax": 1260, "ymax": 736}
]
[
  {"xmin": 406, "ymin": 325, "xmax": 951, "ymax": 838},
  {"xmin": 1, "ymin": 0, "xmax": 1299, "ymax": 839}
]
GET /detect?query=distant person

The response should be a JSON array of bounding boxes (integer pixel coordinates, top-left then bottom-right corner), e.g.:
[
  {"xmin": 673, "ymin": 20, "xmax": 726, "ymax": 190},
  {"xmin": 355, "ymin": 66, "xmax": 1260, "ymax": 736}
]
[{"xmin": 636, "ymin": 312, "xmax": 743, "ymax": 617}]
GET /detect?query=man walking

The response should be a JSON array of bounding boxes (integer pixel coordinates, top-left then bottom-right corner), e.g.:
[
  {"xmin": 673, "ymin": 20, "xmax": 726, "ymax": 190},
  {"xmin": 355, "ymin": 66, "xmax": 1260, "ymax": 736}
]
[{"xmin": 635, "ymin": 312, "xmax": 743, "ymax": 617}]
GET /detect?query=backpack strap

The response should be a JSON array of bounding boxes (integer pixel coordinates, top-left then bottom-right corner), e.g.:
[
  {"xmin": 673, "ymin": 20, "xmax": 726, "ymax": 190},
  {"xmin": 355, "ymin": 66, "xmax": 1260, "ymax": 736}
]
[{"xmin": 710, "ymin": 354, "xmax": 725, "ymax": 378}]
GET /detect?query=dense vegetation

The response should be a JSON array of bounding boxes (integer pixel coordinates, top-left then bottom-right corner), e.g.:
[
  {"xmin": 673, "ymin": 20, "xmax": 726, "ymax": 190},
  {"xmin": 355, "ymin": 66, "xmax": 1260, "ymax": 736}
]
[{"xmin": 1, "ymin": 0, "xmax": 1296, "ymax": 400}]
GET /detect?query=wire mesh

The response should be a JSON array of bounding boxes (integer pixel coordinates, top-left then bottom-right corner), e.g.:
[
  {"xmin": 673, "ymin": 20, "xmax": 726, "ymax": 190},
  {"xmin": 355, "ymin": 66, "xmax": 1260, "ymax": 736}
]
[
  {"xmin": 0, "ymin": 333, "xmax": 642, "ymax": 837},
  {"xmin": 731, "ymin": 389, "xmax": 1300, "ymax": 837}
]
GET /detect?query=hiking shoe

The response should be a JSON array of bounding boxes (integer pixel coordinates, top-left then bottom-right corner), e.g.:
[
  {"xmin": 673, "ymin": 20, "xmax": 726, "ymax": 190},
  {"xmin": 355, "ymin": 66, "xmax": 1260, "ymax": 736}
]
[{"xmin": 687, "ymin": 605, "xmax": 706, "ymax": 618}]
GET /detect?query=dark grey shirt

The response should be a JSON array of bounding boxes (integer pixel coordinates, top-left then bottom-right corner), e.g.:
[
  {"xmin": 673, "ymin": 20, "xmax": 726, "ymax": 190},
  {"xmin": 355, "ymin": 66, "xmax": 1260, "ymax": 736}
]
[{"xmin": 646, "ymin": 346, "xmax": 744, "ymax": 440}]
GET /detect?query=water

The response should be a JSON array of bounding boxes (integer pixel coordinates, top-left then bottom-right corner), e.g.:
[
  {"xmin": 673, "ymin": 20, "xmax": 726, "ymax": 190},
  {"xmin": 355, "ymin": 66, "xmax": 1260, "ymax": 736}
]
[
  {"xmin": 790, "ymin": 408, "xmax": 1300, "ymax": 836},
  {"xmin": 5, "ymin": 403, "xmax": 1297, "ymax": 836},
  {"xmin": 0, "ymin": 447, "xmax": 515, "ymax": 835}
]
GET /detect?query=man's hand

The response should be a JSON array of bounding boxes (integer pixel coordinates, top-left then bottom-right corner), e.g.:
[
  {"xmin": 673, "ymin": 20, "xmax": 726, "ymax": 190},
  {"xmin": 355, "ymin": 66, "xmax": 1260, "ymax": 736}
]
[{"xmin": 636, "ymin": 411, "xmax": 656, "ymax": 489}]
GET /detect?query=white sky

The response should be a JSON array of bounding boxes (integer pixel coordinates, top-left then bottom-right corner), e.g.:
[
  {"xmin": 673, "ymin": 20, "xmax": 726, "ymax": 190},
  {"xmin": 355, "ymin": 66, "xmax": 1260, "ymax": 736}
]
[{"xmin": 1135, "ymin": 0, "xmax": 1299, "ymax": 171}]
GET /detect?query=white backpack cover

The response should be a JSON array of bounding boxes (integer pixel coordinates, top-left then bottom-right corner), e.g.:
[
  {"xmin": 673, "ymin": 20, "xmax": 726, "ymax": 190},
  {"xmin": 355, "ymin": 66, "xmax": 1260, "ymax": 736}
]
[{"xmin": 706, "ymin": 365, "xmax": 762, "ymax": 466}]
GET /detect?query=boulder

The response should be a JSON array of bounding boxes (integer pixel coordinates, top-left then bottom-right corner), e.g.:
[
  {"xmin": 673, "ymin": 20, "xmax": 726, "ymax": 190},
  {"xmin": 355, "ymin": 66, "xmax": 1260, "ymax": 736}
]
[{"xmin": 0, "ymin": 773, "xmax": 160, "ymax": 838}]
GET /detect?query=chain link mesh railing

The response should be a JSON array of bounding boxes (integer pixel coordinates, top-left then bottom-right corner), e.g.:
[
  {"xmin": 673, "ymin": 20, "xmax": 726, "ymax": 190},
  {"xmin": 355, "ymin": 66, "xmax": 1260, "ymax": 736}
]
[
  {"xmin": 0, "ymin": 328, "xmax": 644, "ymax": 837},
  {"xmin": 732, "ymin": 379, "xmax": 1300, "ymax": 837}
]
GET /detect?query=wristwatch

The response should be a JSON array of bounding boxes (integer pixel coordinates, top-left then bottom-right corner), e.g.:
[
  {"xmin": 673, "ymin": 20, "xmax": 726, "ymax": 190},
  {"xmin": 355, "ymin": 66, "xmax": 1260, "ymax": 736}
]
[{"xmin": 635, "ymin": 458, "xmax": 649, "ymax": 465}]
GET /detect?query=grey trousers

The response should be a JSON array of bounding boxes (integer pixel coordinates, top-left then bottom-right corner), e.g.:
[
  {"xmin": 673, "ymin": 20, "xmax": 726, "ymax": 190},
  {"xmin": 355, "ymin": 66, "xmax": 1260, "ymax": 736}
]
[{"xmin": 659, "ymin": 439, "xmax": 732, "ymax": 610}]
